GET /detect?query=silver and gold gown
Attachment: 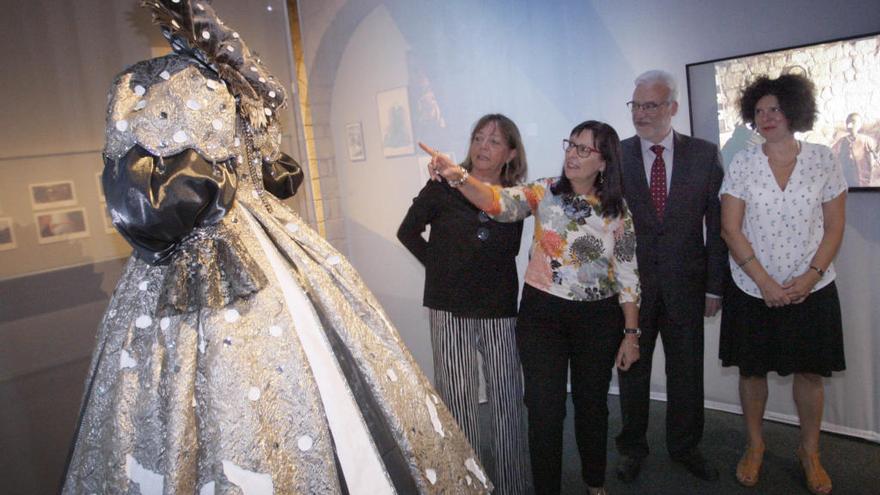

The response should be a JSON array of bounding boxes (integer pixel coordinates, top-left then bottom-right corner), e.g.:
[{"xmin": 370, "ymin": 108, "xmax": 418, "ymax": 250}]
[{"xmin": 62, "ymin": 4, "xmax": 491, "ymax": 492}]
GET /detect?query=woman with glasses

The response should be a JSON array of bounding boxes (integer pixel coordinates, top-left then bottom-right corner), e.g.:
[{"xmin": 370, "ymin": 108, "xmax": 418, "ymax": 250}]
[
  {"xmin": 421, "ymin": 120, "xmax": 641, "ymax": 495},
  {"xmin": 720, "ymin": 74, "xmax": 846, "ymax": 495},
  {"xmin": 397, "ymin": 114, "xmax": 532, "ymax": 494}
]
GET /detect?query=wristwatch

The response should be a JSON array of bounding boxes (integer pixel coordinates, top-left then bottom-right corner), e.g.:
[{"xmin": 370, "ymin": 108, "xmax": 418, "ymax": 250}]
[{"xmin": 623, "ymin": 328, "xmax": 641, "ymax": 337}]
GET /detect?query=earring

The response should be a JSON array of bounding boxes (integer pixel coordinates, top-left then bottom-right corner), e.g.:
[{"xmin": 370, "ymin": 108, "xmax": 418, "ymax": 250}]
[{"xmin": 597, "ymin": 171, "xmax": 604, "ymax": 187}]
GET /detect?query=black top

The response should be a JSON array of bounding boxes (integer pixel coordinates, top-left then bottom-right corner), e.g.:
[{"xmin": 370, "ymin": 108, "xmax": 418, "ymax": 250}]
[{"xmin": 397, "ymin": 180, "xmax": 523, "ymax": 318}]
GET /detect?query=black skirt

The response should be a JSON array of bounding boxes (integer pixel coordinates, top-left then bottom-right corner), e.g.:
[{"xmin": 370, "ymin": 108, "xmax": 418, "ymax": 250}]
[{"xmin": 719, "ymin": 281, "xmax": 845, "ymax": 377}]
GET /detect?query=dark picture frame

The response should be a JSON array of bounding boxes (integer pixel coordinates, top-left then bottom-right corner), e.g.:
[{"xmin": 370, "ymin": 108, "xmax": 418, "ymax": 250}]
[{"xmin": 686, "ymin": 31, "xmax": 880, "ymax": 191}]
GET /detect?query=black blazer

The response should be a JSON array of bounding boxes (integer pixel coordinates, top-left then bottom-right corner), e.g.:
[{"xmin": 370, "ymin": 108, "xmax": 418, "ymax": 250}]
[
  {"xmin": 621, "ymin": 132, "xmax": 726, "ymax": 326},
  {"xmin": 397, "ymin": 180, "xmax": 523, "ymax": 318}
]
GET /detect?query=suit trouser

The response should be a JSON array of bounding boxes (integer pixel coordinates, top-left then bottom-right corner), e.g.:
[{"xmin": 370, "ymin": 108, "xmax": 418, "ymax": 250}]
[
  {"xmin": 429, "ymin": 309, "xmax": 532, "ymax": 495},
  {"xmin": 615, "ymin": 296, "xmax": 705, "ymax": 459},
  {"xmin": 516, "ymin": 285, "xmax": 623, "ymax": 493}
]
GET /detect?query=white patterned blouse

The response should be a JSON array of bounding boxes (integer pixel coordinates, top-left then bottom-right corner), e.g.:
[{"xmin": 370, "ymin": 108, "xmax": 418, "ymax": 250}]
[{"xmin": 720, "ymin": 141, "xmax": 847, "ymax": 298}]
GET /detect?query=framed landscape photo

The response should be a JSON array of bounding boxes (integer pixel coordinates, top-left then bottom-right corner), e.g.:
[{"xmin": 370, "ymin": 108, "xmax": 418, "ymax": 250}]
[
  {"xmin": 0, "ymin": 217, "xmax": 16, "ymax": 251},
  {"xmin": 35, "ymin": 207, "xmax": 90, "ymax": 244},
  {"xmin": 29, "ymin": 180, "xmax": 78, "ymax": 210},
  {"xmin": 376, "ymin": 87, "xmax": 415, "ymax": 157},
  {"xmin": 345, "ymin": 122, "xmax": 366, "ymax": 161},
  {"xmin": 686, "ymin": 31, "xmax": 880, "ymax": 191}
]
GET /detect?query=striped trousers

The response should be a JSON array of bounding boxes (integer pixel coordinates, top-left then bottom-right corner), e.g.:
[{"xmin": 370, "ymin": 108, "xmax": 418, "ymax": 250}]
[{"xmin": 429, "ymin": 309, "xmax": 532, "ymax": 494}]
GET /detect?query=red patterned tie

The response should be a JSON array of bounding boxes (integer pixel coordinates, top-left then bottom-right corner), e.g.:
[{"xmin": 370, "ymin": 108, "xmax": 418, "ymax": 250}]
[{"xmin": 650, "ymin": 145, "xmax": 667, "ymax": 220}]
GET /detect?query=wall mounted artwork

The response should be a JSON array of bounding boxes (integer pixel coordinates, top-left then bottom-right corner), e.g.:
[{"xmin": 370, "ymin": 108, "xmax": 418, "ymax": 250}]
[
  {"xmin": 376, "ymin": 87, "xmax": 414, "ymax": 158},
  {"xmin": 34, "ymin": 207, "xmax": 89, "ymax": 244},
  {"xmin": 345, "ymin": 121, "xmax": 366, "ymax": 161},
  {"xmin": 29, "ymin": 180, "xmax": 77, "ymax": 210}
]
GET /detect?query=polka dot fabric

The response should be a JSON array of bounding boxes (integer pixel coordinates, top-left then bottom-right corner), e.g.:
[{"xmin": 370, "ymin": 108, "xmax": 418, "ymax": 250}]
[
  {"xmin": 720, "ymin": 141, "xmax": 847, "ymax": 298},
  {"xmin": 649, "ymin": 145, "xmax": 667, "ymax": 220}
]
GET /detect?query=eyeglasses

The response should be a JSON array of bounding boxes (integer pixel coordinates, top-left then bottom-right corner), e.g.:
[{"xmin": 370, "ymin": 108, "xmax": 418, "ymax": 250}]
[
  {"xmin": 626, "ymin": 100, "xmax": 671, "ymax": 113},
  {"xmin": 563, "ymin": 139, "xmax": 600, "ymax": 158}
]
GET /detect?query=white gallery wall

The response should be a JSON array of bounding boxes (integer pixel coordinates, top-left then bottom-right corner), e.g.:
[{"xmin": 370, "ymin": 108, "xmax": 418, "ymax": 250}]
[{"xmin": 296, "ymin": 0, "xmax": 880, "ymax": 440}]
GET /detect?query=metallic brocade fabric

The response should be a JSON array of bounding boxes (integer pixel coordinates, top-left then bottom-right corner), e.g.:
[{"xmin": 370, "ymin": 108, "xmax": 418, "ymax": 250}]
[
  {"xmin": 65, "ymin": 56, "xmax": 491, "ymax": 495},
  {"xmin": 104, "ymin": 55, "xmax": 238, "ymax": 163}
]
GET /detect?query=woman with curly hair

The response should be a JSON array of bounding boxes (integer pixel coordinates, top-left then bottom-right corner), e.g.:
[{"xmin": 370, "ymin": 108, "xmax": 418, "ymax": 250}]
[
  {"xmin": 720, "ymin": 73, "xmax": 846, "ymax": 495},
  {"xmin": 422, "ymin": 120, "xmax": 641, "ymax": 495}
]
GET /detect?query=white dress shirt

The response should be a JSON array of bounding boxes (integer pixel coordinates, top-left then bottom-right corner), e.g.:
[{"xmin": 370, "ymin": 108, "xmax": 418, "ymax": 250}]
[{"xmin": 640, "ymin": 130, "xmax": 675, "ymax": 194}]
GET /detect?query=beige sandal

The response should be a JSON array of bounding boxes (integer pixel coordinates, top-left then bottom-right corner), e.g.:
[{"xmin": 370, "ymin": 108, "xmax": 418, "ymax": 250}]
[
  {"xmin": 797, "ymin": 446, "xmax": 832, "ymax": 494},
  {"xmin": 735, "ymin": 444, "xmax": 765, "ymax": 487}
]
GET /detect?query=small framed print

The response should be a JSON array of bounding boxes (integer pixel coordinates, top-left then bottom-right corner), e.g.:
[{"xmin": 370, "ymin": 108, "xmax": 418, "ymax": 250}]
[
  {"xmin": 29, "ymin": 180, "xmax": 77, "ymax": 210},
  {"xmin": 376, "ymin": 87, "xmax": 415, "ymax": 157},
  {"xmin": 35, "ymin": 207, "xmax": 90, "ymax": 244},
  {"xmin": 0, "ymin": 217, "xmax": 16, "ymax": 251},
  {"xmin": 96, "ymin": 171, "xmax": 106, "ymax": 203},
  {"xmin": 101, "ymin": 204, "xmax": 117, "ymax": 234},
  {"xmin": 345, "ymin": 122, "xmax": 366, "ymax": 161}
]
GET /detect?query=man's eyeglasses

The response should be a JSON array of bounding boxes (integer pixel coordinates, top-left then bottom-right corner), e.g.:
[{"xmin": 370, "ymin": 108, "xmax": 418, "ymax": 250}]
[
  {"xmin": 563, "ymin": 139, "xmax": 600, "ymax": 158},
  {"xmin": 626, "ymin": 100, "xmax": 671, "ymax": 113}
]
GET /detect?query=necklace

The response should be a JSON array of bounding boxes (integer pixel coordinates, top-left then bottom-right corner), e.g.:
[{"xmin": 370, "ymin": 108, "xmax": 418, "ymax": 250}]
[{"xmin": 765, "ymin": 140, "xmax": 800, "ymax": 168}]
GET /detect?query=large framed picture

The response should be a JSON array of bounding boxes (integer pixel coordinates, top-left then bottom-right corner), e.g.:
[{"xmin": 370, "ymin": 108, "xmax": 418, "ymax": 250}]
[
  {"xmin": 0, "ymin": 217, "xmax": 16, "ymax": 251},
  {"xmin": 687, "ymin": 31, "xmax": 880, "ymax": 190},
  {"xmin": 345, "ymin": 122, "xmax": 366, "ymax": 161},
  {"xmin": 35, "ymin": 207, "xmax": 90, "ymax": 244},
  {"xmin": 29, "ymin": 180, "xmax": 78, "ymax": 210},
  {"xmin": 376, "ymin": 87, "xmax": 415, "ymax": 157}
]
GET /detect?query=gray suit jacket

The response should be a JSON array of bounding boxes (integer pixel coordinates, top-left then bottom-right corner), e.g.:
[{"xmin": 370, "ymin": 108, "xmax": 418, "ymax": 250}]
[{"xmin": 621, "ymin": 132, "xmax": 726, "ymax": 327}]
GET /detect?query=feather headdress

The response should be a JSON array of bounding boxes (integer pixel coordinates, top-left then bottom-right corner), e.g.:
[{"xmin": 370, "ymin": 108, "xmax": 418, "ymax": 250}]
[{"xmin": 142, "ymin": 0, "xmax": 288, "ymax": 128}]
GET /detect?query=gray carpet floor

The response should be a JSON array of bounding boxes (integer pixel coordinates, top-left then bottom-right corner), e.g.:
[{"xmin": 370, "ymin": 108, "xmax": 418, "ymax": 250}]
[{"xmin": 481, "ymin": 395, "xmax": 879, "ymax": 495}]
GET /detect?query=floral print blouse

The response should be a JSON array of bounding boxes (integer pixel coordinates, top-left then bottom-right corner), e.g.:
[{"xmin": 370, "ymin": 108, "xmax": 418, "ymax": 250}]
[{"xmin": 486, "ymin": 177, "xmax": 640, "ymax": 304}]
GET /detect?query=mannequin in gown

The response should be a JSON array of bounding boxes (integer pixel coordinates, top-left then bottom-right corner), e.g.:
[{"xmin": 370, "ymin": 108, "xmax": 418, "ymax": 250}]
[{"xmin": 62, "ymin": 1, "xmax": 491, "ymax": 493}]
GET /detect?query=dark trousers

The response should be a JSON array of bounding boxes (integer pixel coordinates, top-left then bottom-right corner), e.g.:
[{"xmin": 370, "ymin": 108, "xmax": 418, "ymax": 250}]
[
  {"xmin": 616, "ymin": 297, "xmax": 705, "ymax": 459},
  {"xmin": 516, "ymin": 285, "xmax": 623, "ymax": 493}
]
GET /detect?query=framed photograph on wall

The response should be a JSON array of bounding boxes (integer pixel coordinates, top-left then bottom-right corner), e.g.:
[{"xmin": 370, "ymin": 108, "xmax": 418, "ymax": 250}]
[
  {"xmin": 34, "ymin": 207, "xmax": 90, "ymax": 244},
  {"xmin": 0, "ymin": 217, "xmax": 16, "ymax": 251},
  {"xmin": 29, "ymin": 180, "xmax": 78, "ymax": 210},
  {"xmin": 376, "ymin": 87, "xmax": 415, "ymax": 157},
  {"xmin": 686, "ymin": 30, "xmax": 880, "ymax": 191},
  {"xmin": 345, "ymin": 122, "xmax": 366, "ymax": 161}
]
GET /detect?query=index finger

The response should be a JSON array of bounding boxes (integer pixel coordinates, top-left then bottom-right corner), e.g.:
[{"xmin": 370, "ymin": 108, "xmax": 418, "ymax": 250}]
[{"xmin": 418, "ymin": 141, "xmax": 438, "ymax": 157}]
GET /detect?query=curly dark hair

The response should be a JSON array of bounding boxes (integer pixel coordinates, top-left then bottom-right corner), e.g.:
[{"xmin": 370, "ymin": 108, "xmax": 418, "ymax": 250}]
[
  {"xmin": 551, "ymin": 120, "xmax": 625, "ymax": 219},
  {"xmin": 738, "ymin": 74, "xmax": 817, "ymax": 132}
]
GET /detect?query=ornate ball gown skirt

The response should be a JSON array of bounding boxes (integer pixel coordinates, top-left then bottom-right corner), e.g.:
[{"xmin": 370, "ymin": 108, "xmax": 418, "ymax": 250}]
[{"xmin": 63, "ymin": 180, "xmax": 492, "ymax": 494}]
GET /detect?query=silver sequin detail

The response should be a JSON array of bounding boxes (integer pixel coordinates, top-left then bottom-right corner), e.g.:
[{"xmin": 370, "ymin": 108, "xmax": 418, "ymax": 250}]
[{"xmin": 104, "ymin": 56, "xmax": 236, "ymax": 161}]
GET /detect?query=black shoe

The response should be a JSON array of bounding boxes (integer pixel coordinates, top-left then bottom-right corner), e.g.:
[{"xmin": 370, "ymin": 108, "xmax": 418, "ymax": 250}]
[
  {"xmin": 672, "ymin": 450, "xmax": 719, "ymax": 481},
  {"xmin": 616, "ymin": 455, "xmax": 642, "ymax": 483}
]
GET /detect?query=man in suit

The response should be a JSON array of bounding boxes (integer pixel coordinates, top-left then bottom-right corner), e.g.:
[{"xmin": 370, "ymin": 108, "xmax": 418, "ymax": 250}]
[{"xmin": 615, "ymin": 70, "xmax": 726, "ymax": 482}]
